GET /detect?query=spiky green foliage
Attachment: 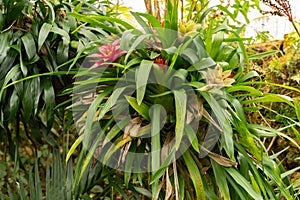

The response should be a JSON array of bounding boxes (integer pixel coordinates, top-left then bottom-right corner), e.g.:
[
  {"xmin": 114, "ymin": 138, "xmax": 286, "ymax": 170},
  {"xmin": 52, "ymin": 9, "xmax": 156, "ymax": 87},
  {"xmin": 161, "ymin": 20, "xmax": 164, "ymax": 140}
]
[{"xmin": 66, "ymin": 1, "xmax": 300, "ymax": 199}]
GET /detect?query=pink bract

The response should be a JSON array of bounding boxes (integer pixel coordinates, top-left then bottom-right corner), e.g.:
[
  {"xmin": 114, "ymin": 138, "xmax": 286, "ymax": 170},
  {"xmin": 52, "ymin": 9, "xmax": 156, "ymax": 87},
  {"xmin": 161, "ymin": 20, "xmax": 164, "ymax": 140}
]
[{"xmin": 89, "ymin": 39, "xmax": 125, "ymax": 68}]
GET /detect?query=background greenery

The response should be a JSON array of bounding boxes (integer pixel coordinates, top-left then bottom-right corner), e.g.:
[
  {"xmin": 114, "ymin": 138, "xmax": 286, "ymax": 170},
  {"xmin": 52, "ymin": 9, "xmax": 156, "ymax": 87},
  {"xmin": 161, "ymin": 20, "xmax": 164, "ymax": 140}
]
[{"xmin": 0, "ymin": 0, "xmax": 299, "ymax": 199}]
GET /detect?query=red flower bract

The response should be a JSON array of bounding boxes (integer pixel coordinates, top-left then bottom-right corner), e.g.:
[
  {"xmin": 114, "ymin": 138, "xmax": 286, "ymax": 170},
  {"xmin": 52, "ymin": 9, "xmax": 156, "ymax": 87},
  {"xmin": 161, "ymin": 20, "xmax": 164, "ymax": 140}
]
[
  {"xmin": 89, "ymin": 39, "xmax": 125, "ymax": 68},
  {"xmin": 154, "ymin": 57, "xmax": 167, "ymax": 71},
  {"xmin": 227, "ymin": 74, "xmax": 233, "ymax": 78},
  {"xmin": 154, "ymin": 57, "xmax": 165, "ymax": 65}
]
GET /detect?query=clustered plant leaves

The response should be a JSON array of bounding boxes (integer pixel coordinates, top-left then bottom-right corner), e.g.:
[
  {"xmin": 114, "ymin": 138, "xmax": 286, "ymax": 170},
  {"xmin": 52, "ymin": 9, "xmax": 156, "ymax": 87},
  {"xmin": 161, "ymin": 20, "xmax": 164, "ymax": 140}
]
[
  {"xmin": 67, "ymin": 0, "xmax": 300, "ymax": 199},
  {"xmin": 0, "ymin": 0, "xmax": 300, "ymax": 199}
]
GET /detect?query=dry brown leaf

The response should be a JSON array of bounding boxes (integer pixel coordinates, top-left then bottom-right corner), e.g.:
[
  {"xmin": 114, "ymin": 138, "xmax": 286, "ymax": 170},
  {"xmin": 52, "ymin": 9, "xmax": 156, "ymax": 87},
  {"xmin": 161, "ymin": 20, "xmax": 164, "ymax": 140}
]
[
  {"xmin": 186, "ymin": 110, "xmax": 194, "ymax": 124},
  {"xmin": 173, "ymin": 159, "xmax": 180, "ymax": 200},
  {"xmin": 201, "ymin": 146, "xmax": 238, "ymax": 168},
  {"xmin": 161, "ymin": 135, "xmax": 174, "ymax": 163},
  {"xmin": 198, "ymin": 98, "xmax": 204, "ymax": 120},
  {"xmin": 119, "ymin": 142, "xmax": 132, "ymax": 165},
  {"xmin": 202, "ymin": 108, "xmax": 222, "ymax": 132},
  {"xmin": 201, "ymin": 166, "xmax": 211, "ymax": 174},
  {"xmin": 154, "ymin": 175, "xmax": 165, "ymax": 200},
  {"xmin": 129, "ymin": 124, "xmax": 141, "ymax": 137},
  {"xmin": 165, "ymin": 168, "xmax": 173, "ymax": 200},
  {"xmin": 186, "ymin": 97, "xmax": 204, "ymax": 124},
  {"xmin": 124, "ymin": 117, "xmax": 142, "ymax": 137}
]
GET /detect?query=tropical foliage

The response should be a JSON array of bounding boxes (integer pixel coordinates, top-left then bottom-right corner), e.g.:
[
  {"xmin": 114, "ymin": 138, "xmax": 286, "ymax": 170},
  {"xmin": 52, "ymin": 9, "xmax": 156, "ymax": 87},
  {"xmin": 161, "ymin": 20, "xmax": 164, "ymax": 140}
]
[{"xmin": 0, "ymin": 0, "xmax": 299, "ymax": 199}]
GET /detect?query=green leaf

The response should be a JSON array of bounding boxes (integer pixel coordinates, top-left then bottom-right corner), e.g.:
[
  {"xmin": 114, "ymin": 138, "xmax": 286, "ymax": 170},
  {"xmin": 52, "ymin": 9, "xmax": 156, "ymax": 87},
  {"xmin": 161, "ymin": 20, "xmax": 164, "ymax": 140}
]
[
  {"xmin": 182, "ymin": 150, "xmax": 205, "ymax": 200},
  {"xmin": 22, "ymin": 80, "xmax": 34, "ymax": 122},
  {"xmin": 38, "ymin": 23, "xmax": 52, "ymax": 51},
  {"xmin": 164, "ymin": 0, "xmax": 178, "ymax": 32},
  {"xmin": 101, "ymin": 118, "xmax": 130, "ymax": 166},
  {"xmin": 130, "ymin": 12, "xmax": 154, "ymax": 34},
  {"xmin": 239, "ymin": 81, "xmax": 300, "ymax": 93},
  {"xmin": 211, "ymin": 159, "xmax": 230, "ymax": 200},
  {"xmin": 0, "ymin": 31, "xmax": 13, "ymax": 64},
  {"xmin": 226, "ymin": 168, "xmax": 263, "ymax": 200},
  {"xmin": 44, "ymin": 0, "xmax": 55, "ymax": 23},
  {"xmin": 249, "ymin": 124, "xmax": 299, "ymax": 148},
  {"xmin": 57, "ymin": 39, "xmax": 69, "ymax": 64},
  {"xmin": 18, "ymin": 177, "xmax": 27, "ymax": 200},
  {"xmin": 5, "ymin": 0, "xmax": 26, "ymax": 26},
  {"xmin": 230, "ymin": 98, "xmax": 247, "ymax": 125},
  {"xmin": 182, "ymin": 48, "xmax": 199, "ymax": 64},
  {"xmin": 125, "ymin": 96, "xmax": 150, "ymax": 121},
  {"xmin": 124, "ymin": 34, "xmax": 152, "ymax": 63},
  {"xmin": 231, "ymin": 112, "xmax": 262, "ymax": 161},
  {"xmin": 46, "ymin": 155, "xmax": 51, "ymax": 200},
  {"xmin": 42, "ymin": 78, "xmax": 55, "ymax": 130},
  {"xmin": 242, "ymin": 93, "xmax": 294, "ymax": 107},
  {"xmin": 34, "ymin": 160, "xmax": 43, "ymax": 200},
  {"xmin": 151, "ymin": 105, "xmax": 161, "ymax": 198},
  {"xmin": 281, "ymin": 166, "xmax": 300, "ymax": 179},
  {"xmin": 90, "ymin": 14, "xmax": 134, "ymax": 29},
  {"xmin": 234, "ymin": 143, "xmax": 269, "ymax": 199},
  {"xmin": 124, "ymin": 144, "xmax": 136, "ymax": 187},
  {"xmin": 130, "ymin": 12, "xmax": 168, "ymax": 47},
  {"xmin": 248, "ymin": 50, "xmax": 278, "ymax": 60},
  {"xmin": 21, "ymin": 33, "xmax": 36, "ymax": 61},
  {"xmin": 184, "ymin": 125, "xmax": 199, "ymax": 153},
  {"xmin": 191, "ymin": 57, "xmax": 216, "ymax": 71},
  {"xmin": 150, "ymin": 149, "xmax": 175, "ymax": 184},
  {"xmin": 66, "ymin": 135, "xmax": 83, "ymax": 163},
  {"xmin": 29, "ymin": 167, "xmax": 35, "ymax": 200},
  {"xmin": 210, "ymin": 32, "xmax": 224, "ymax": 59},
  {"xmin": 226, "ymin": 85, "xmax": 263, "ymax": 96},
  {"xmin": 193, "ymin": 35, "xmax": 208, "ymax": 58},
  {"xmin": 77, "ymin": 28, "xmax": 99, "ymax": 41},
  {"xmin": 294, "ymin": 102, "xmax": 300, "ymax": 122},
  {"xmin": 201, "ymin": 92, "xmax": 234, "ymax": 160},
  {"xmin": 80, "ymin": 87, "xmax": 113, "ymax": 159},
  {"xmin": 8, "ymin": 90, "xmax": 19, "ymax": 120},
  {"xmin": 174, "ymin": 89, "xmax": 187, "ymax": 150},
  {"xmin": 136, "ymin": 60, "xmax": 153, "ymax": 105},
  {"xmin": 237, "ymin": 70, "xmax": 259, "ymax": 83},
  {"xmin": 98, "ymin": 87, "xmax": 126, "ymax": 120},
  {"xmin": 258, "ymin": 156, "xmax": 293, "ymax": 200},
  {"xmin": 134, "ymin": 187, "xmax": 152, "ymax": 198},
  {"xmin": 178, "ymin": 173, "xmax": 185, "ymax": 200},
  {"xmin": 51, "ymin": 27, "xmax": 70, "ymax": 42},
  {"xmin": 79, "ymin": 129, "xmax": 105, "ymax": 183},
  {"xmin": 133, "ymin": 12, "xmax": 162, "ymax": 28},
  {"xmin": 69, "ymin": 12, "xmax": 133, "ymax": 34}
]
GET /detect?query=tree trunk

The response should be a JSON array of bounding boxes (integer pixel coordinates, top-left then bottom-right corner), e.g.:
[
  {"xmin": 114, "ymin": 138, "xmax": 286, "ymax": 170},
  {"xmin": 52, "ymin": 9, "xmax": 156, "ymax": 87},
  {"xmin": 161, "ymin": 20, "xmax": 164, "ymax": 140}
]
[{"xmin": 144, "ymin": 0, "xmax": 168, "ymax": 22}]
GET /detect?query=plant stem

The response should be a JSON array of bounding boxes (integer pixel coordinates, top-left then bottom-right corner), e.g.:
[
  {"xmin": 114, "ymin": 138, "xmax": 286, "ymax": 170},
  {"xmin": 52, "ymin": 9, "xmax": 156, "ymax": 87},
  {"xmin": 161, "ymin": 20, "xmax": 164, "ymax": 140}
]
[{"xmin": 291, "ymin": 20, "xmax": 300, "ymax": 38}]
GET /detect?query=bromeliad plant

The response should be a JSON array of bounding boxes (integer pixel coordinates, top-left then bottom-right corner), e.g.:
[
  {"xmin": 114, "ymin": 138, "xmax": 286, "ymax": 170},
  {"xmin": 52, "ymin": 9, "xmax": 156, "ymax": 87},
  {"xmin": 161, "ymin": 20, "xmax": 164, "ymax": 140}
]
[{"xmin": 68, "ymin": 1, "xmax": 299, "ymax": 199}]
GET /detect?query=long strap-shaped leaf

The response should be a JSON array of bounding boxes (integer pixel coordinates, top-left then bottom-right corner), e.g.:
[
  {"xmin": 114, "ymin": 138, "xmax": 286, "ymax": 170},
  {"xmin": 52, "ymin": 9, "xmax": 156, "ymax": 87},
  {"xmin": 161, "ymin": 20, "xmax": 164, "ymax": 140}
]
[
  {"xmin": 211, "ymin": 159, "xmax": 230, "ymax": 200},
  {"xmin": 136, "ymin": 60, "xmax": 153, "ymax": 105},
  {"xmin": 225, "ymin": 168, "xmax": 263, "ymax": 200},
  {"xmin": 201, "ymin": 92, "xmax": 234, "ymax": 160},
  {"xmin": 151, "ymin": 105, "xmax": 161, "ymax": 199},
  {"xmin": 174, "ymin": 89, "xmax": 187, "ymax": 150},
  {"xmin": 182, "ymin": 150, "xmax": 205, "ymax": 200}
]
